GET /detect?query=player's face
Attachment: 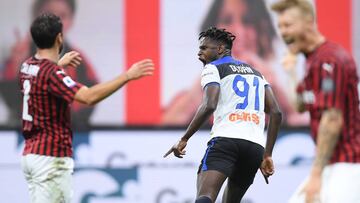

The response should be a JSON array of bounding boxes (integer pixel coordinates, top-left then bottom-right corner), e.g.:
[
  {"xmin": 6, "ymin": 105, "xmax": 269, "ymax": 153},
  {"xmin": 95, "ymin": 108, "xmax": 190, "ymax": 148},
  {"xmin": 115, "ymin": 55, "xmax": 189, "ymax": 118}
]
[
  {"xmin": 277, "ymin": 7, "xmax": 309, "ymax": 53},
  {"xmin": 198, "ymin": 38, "xmax": 221, "ymax": 65}
]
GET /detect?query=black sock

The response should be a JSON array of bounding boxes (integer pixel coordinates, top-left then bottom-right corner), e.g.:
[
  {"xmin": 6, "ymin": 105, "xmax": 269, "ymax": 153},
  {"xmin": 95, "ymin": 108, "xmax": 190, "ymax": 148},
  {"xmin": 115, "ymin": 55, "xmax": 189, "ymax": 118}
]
[{"xmin": 195, "ymin": 196, "xmax": 212, "ymax": 203}]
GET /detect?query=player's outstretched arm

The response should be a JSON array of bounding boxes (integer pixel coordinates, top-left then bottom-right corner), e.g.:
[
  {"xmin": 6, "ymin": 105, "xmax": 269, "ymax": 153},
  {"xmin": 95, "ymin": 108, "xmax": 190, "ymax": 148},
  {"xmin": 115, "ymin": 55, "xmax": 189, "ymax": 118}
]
[
  {"xmin": 164, "ymin": 84, "xmax": 220, "ymax": 158},
  {"xmin": 74, "ymin": 59, "xmax": 154, "ymax": 105},
  {"xmin": 261, "ymin": 86, "xmax": 282, "ymax": 182}
]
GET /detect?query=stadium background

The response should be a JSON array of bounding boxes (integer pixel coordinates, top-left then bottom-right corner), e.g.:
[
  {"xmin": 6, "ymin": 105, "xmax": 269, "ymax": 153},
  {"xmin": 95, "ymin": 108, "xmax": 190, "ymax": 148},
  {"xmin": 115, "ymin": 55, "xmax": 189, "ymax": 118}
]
[{"xmin": 0, "ymin": 0, "xmax": 359, "ymax": 202}]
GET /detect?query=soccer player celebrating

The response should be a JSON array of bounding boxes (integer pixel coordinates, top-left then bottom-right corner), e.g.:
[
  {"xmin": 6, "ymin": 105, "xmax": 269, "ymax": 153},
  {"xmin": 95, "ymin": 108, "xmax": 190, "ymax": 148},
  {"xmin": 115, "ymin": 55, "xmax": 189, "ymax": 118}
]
[
  {"xmin": 20, "ymin": 13, "xmax": 154, "ymax": 203},
  {"xmin": 164, "ymin": 27, "xmax": 282, "ymax": 203},
  {"xmin": 271, "ymin": 0, "xmax": 360, "ymax": 202}
]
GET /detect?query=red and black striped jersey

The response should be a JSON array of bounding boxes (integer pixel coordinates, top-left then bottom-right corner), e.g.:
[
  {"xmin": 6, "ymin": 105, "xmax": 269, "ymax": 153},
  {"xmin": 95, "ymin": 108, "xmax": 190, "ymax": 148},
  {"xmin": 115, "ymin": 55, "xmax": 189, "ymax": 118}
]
[
  {"xmin": 297, "ymin": 40, "xmax": 360, "ymax": 163},
  {"xmin": 19, "ymin": 56, "xmax": 83, "ymax": 157}
]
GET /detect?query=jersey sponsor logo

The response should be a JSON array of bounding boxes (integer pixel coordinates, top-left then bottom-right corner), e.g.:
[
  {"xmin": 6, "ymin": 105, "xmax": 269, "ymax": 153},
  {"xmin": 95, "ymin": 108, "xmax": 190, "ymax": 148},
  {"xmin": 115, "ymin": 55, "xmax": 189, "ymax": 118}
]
[
  {"xmin": 20, "ymin": 63, "xmax": 40, "ymax": 76},
  {"xmin": 321, "ymin": 77, "xmax": 334, "ymax": 92},
  {"xmin": 63, "ymin": 76, "xmax": 76, "ymax": 87},
  {"xmin": 228, "ymin": 112, "xmax": 260, "ymax": 125}
]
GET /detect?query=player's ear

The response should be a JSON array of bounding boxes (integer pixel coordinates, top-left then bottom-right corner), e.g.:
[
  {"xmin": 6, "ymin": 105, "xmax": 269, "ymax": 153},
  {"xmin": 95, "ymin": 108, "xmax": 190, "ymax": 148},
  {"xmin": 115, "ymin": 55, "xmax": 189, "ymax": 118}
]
[
  {"xmin": 218, "ymin": 44, "xmax": 226, "ymax": 54},
  {"xmin": 56, "ymin": 33, "xmax": 63, "ymax": 45}
]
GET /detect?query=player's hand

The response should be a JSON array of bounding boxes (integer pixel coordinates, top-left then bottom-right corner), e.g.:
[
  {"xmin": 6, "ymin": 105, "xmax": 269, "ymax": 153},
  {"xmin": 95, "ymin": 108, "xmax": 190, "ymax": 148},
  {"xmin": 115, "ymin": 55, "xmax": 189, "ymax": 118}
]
[
  {"xmin": 58, "ymin": 51, "xmax": 82, "ymax": 68},
  {"xmin": 260, "ymin": 156, "xmax": 274, "ymax": 184},
  {"xmin": 302, "ymin": 175, "xmax": 321, "ymax": 203},
  {"xmin": 163, "ymin": 138, "xmax": 187, "ymax": 158},
  {"xmin": 126, "ymin": 59, "xmax": 155, "ymax": 80},
  {"xmin": 281, "ymin": 51, "xmax": 297, "ymax": 73}
]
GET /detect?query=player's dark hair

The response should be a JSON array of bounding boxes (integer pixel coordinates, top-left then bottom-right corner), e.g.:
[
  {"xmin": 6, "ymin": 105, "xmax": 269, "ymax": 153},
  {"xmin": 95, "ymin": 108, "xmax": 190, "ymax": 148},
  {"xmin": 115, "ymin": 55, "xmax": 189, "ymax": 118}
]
[
  {"xmin": 199, "ymin": 27, "xmax": 236, "ymax": 49},
  {"xmin": 32, "ymin": 0, "xmax": 76, "ymax": 18},
  {"xmin": 30, "ymin": 13, "xmax": 63, "ymax": 49}
]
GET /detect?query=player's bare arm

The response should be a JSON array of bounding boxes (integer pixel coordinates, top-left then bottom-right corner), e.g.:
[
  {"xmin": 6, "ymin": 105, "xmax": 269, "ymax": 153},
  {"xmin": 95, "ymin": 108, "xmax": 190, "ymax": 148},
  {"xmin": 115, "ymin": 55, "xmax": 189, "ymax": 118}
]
[
  {"xmin": 74, "ymin": 59, "xmax": 154, "ymax": 105},
  {"xmin": 164, "ymin": 84, "xmax": 220, "ymax": 158},
  {"xmin": 57, "ymin": 51, "xmax": 82, "ymax": 68},
  {"xmin": 303, "ymin": 108, "xmax": 343, "ymax": 203},
  {"xmin": 261, "ymin": 86, "xmax": 282, "ymax": 182},
  {"xmin": 314, "ymin": 108, "xmax": 343, "ymax": 168}
]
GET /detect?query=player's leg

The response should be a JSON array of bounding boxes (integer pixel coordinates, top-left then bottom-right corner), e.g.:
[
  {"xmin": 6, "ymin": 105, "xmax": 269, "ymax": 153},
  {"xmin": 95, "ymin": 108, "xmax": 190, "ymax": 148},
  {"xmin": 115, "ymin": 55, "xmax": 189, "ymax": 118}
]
[
  {"xmin": 21, "ymin": 155, "xmax": 36, "ymax": 202},
  {"xmin": 21, "ymin": 154, "xmax": 74, "ymax": 203},
  {"xmin": 196, "ymin": 137, "xmax": 237, "ymax": 202},
  {"xmin": 222, "ymin": 139, "xmax": 264, "ymax": 203},
  {"xmin": 321, "ymin": 163, "xmax": 360, "ymax": 203},
  {"xmin": 222, "ymin": 178, "xmax": 250, "ymax": 203},
  {"xmin": 196, "ymin": 170, "xmax": 227, "ymax": 202},
  {"xmin": 195, "ymin": 196, "xmax": 213, "ymax": 203},
  {"xmin": 51, "ymin": 157, "xmax": 74, "ymax": 203}
]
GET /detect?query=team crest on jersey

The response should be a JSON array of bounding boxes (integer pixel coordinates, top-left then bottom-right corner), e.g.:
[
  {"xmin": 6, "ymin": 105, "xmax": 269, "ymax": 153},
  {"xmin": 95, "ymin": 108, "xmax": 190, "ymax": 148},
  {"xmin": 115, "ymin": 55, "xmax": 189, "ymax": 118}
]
[
  {"xmin": 63, "ymin": 76, "xmax": 76, "ymax": 87},
  {"xmin": 322, "ymin": 63, "xmax": 333, "ymax": 73}
]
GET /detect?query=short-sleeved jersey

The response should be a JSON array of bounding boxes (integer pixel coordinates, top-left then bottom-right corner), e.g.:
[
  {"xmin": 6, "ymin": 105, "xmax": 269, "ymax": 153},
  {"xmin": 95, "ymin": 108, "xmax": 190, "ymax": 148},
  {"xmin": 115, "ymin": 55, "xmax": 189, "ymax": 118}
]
[
  {"xmin": 201, "ymin": 56, "xmax": 269, "ymax": 147},
  {"xmin": 297, "ymin": 41, "xmax": 360, "ymax": 163},
  {"xmin": 19, "ymin": 56, "xmax": 83, "ymax": 157}
]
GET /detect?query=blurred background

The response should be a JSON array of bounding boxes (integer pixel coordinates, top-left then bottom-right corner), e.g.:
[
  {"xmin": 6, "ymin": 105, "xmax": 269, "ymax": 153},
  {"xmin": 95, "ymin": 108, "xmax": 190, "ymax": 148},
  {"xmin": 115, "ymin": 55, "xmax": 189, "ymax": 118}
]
[{"xmin": 0, "ymin": 0, "xmax": 359, "ymax": 202}]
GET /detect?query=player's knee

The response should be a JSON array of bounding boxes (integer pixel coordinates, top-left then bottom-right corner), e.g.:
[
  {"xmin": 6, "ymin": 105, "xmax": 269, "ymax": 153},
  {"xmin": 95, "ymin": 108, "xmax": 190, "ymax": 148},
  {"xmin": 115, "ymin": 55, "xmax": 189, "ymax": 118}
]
[{"xmin": 195, "ymin": 196, "xmax": 212, "ymax": 203}]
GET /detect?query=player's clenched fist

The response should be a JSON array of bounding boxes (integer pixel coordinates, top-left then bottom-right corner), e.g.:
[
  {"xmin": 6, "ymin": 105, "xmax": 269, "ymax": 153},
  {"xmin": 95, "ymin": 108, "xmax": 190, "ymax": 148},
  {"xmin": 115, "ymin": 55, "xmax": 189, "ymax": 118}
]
[
  {"xmin": 260, "ymin": 156, "xmax": 275, "ymax": 184},
  {"xmin": 126, "ymin": 59, "xmax": 155, "ymax": 80}
]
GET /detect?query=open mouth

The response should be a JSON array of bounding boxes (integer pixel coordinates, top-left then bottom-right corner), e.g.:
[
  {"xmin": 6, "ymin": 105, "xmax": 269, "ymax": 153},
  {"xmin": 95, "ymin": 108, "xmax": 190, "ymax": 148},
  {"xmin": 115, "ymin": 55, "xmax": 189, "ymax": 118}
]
[
  {"xmin": 284, "ymin": 37, "xmax": 295, "ymax": 45},
  {"xmin": 198, "ymin": 55, "xmax": 206, "ymax": 64}
]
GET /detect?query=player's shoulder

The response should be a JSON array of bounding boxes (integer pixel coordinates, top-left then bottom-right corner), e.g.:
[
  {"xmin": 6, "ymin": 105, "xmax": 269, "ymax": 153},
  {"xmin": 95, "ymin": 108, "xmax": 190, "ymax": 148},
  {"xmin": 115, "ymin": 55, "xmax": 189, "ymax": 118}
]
[
  {"xmin": 20, "ymin": 57, "xmax": 58, "ymax": 77},
  {"xmin": 204, "ymin": 63, "xmax": 218, "ymax": 70},
  {"xmin": 207, "ymin": 56, "xmax": 265, "ymax": 79},
  {"xmin": 317, "ymin": 40, "xmax": 352, "ymax": 61}
]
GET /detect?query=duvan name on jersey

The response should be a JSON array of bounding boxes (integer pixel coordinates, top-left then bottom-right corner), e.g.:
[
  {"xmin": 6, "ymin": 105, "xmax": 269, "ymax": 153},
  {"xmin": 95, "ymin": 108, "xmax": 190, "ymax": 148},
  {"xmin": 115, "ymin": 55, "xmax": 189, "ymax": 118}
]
[{"xmin": 229, "ymin": 64, "xmax": 254, "ymax": 74}]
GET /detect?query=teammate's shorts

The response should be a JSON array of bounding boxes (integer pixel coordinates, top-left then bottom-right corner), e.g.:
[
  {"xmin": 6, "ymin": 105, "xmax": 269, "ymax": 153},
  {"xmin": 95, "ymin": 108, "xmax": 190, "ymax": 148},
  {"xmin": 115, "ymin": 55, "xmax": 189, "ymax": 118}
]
[
  {"xmin": 198, "ymin": 137, "xmax": 264, "ymax": 186},
  {"xmin": 288, "ymin": 162, "xmax": 360, "ymax": 203},
  {"xmin": 21, "ymin": 154, "xmax": 74, "ymax": 203}
]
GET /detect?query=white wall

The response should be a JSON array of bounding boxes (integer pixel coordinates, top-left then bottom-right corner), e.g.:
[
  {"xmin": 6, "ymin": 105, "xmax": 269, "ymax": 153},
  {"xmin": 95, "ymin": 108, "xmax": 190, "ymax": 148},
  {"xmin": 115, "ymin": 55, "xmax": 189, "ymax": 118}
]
[{"xmin": 0, "ymin": 130, "xmax": 314, "ymax": 203}]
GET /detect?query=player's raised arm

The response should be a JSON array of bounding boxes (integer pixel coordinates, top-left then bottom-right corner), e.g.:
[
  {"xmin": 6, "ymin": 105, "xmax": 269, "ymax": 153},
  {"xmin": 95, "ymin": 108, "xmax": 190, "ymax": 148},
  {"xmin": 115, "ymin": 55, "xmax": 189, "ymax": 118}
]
[{"xmin": 74, "ymin": 59, "xmax": 154, "ymax": 105}]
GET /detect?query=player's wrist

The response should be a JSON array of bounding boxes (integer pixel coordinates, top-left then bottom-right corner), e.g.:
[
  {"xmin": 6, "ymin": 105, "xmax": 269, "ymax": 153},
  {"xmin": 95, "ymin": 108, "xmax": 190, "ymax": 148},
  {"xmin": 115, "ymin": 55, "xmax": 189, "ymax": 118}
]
[
  {"xmin": 180, "ymin": 137, "xmax": 189, "ymax": 142},
  {"xmin": 263, "ymin": 152, "xmax": 272, "ymax": 159},
  {"xmin": 125, "ymin": 72, "xmax": 131, "ymax": 81},
  {"xmin": 310, "ymin": 166, "xmax": 322, "ymax": 178}
]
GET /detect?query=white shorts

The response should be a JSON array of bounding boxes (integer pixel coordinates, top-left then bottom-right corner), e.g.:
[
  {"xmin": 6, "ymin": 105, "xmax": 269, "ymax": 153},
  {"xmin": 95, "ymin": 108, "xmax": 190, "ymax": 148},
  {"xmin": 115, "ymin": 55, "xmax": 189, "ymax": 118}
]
[
  {"xmin": 21, "ymin": 154, "xmax": 74, "ymax": 203},
  {"xmin": 289, "ymin": 163, "xmax": 360, "ymax": 203}
]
